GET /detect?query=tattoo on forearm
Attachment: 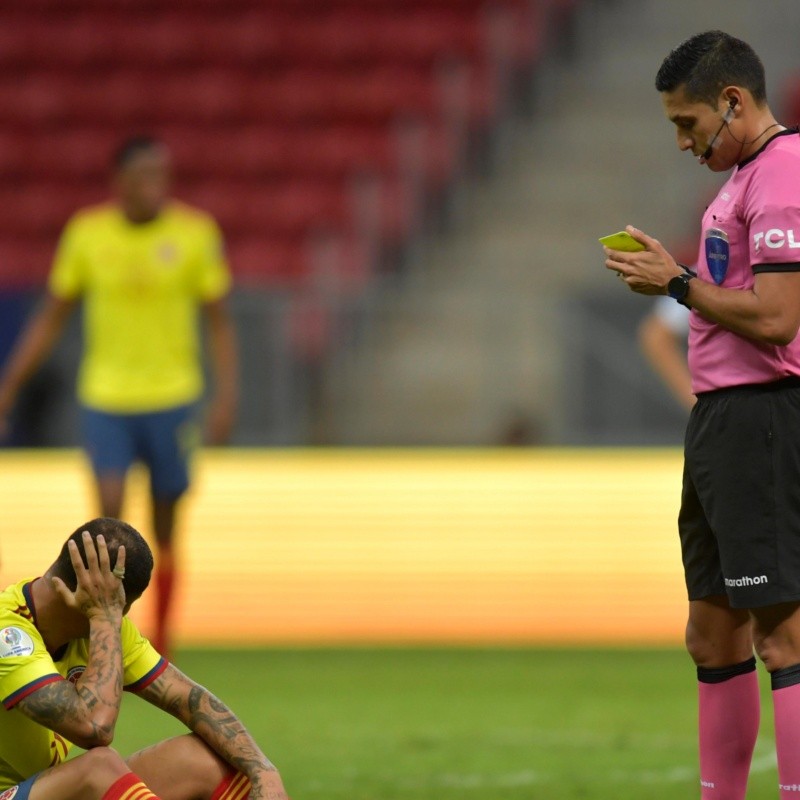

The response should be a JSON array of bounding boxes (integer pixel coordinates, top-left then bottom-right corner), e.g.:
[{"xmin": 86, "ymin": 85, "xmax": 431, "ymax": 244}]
[
  {"xmin": 187, "ymin": 686, "xmax": 241, "ymax": 739},
  {"xmin": 77, "ymin": 685, "xmax": 98, "ymax": 710},
  {"xmin": 140, "ymin": 669, "xmax": 277, "ymax": 782},
  {"xmin": 17, "ymin": 617, "xmax": 124, "ymax": 744},
  {"xmin": 19, "ymin": 681, "xmax": 81, "ymax": 727},
  {"xmin": 138, "ymin": 672, "xmax": 183, "ymax": 716},
  {"xmin": 18, "ymin": 679, "xmax": 116, "ymax": 743}
]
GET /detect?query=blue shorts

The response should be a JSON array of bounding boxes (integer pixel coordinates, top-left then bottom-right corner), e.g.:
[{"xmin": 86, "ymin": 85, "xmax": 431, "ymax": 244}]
[
  {"xmin": 0, "ymin": 773, "xmax": 38, "ymax": 799},
  {"xmin": 81, "ymin": 403, "xmax": 199, "ymax": 500}
]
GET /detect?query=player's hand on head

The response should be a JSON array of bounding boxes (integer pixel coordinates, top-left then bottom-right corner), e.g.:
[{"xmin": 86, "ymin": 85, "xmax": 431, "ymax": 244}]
[{"xmin": 51, "ymin": 531, "xmax": 126, "ymax": 622}]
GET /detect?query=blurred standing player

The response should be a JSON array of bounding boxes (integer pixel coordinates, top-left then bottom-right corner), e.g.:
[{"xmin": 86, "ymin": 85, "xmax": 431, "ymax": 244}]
[
  {"xmin": 0, "ymin": 136, "xmax": 239, "ymax": 660},
  {"xmin": 605, "ymin": 31, "xmax": 800, "ymax": 799},
  {"xmin": 637, "ymin": 295, "xmax": 694, "ymax": 411},
  {"xmin": 0, "ymin": 516, "xmax": 288, "ymax": 800}
]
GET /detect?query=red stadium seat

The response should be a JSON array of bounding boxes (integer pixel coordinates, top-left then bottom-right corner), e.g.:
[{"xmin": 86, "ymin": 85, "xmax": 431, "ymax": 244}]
[
  {"xmin": 148, "ymin": 70, "xmax": 249, "ymax": 124},
  {"xmin": 159, "ymin": 117, "xmax": 455, "ymax": 190},
  {"xmin": 226, "ymin": 236, "xmax": 314, "ymax": 286},
  {"xmin": 0, "ymin": 238, "xmax": 57, "ymax": 288},
  {"xmin": 10, "ymin": 72, "xmax": 153, "ymax": 128},
  {"xmin": 179, "ymin": 12, "xmax": 287, "ymax": 67},
  {"xmin": 21, "ymin": 129, "xmax": 119, "ymax": 181},
  {"xmin": 0, "ymin": 132, "xmax": 30, "ymax": 179},
  {"xmin": 0, "ymin": 16, "xmax": 38, "ymax": 67},
  {"xmin": 179, "ymin": 179, "xmax": 356, "ymax": 239},
  {"xmin": 0, "ymin": 74, "xmax": 73, "ymax": 128},
  {"xmin": 286, "ymin": 5, "xmax": 543, "ymax": 74},
  {"xmin": 279, "ymin": 10, "xmax": 487, "ymax": 67},
  {"xmin": 0, "ymin": 185, "xmax": 106, "ymax": 239},
  {"xmin": 239, "ymin": 64, "xmax": 476, "ymax": 126},
  {"xmin": 162, "ymin": 125, "xmax": 295, "ymax": 180}
]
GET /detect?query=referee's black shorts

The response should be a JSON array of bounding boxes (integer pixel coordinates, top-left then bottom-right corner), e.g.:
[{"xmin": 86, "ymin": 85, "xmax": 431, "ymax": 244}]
[{"xmin": 680, "ymin": 376, "xmax": 800, "ymax": 608}]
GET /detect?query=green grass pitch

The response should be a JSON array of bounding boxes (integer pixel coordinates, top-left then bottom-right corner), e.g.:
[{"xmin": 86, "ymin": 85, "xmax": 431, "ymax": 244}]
[{"xmin": 111, "ymin": 648, "xmax": 779, "ymax": 799}]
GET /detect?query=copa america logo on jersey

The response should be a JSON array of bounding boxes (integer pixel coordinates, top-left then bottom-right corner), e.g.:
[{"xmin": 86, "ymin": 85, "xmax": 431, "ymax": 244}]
[
  {"xmin": 705, "ymin": 228, "xmax": 729, "ymax": 284},
  {"xmin": 0, "ymin": 627, "xmax": 34, "ymax": 658}
]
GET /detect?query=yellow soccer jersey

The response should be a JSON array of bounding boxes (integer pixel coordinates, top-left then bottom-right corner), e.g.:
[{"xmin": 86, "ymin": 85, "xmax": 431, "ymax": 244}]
[
  {"xmin": 0, "ymin": 579, "xmax": 166, "ymax": 789},
  {"xmin": 48, "ymin": 200, "xmax": 232, "ymax": 413}
]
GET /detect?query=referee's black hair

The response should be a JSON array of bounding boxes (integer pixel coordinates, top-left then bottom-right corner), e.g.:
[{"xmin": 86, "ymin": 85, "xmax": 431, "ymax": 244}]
[
  {"xmin": 51, "ymin": 517, "xmax": 153, "ymax": 603},
  {"xmin": 655, "ymin": 30, "xmax": 767, "ymax": 106},
  {"xmin": 112, "ymin": 134, "xmax": 164, "ymax": 171}
]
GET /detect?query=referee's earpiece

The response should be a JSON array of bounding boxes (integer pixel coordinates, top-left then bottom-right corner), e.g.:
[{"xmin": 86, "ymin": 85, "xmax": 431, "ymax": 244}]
[
  {"xmin": 701, "ymin": 97, "xmax": 739, "ymax": 160},
  {"xmin": 723, "ymin": 97, "xmax": 738, "ymax": 124}
]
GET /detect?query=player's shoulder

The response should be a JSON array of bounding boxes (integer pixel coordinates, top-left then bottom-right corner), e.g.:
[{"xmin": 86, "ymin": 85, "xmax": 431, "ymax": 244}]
[
  {"xmin": 0, "ymin": 580, "xmax": 43, "ymax": 652},
  {"xmin": 0, "ymin": 578, "xmax": 32, "ymax": 612},
  {"xmin": 166, "ymin": 200, "xmax": 221, "ymax": 233},
  {"xmin": 64, "ymin": 201, "xmax": 120, "ymax": 233}
]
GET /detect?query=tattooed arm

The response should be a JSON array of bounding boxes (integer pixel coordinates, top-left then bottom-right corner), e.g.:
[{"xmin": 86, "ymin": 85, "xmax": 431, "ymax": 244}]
[
  {"xmin": 136, "ymin": 664, "xmax": 289, "ymax": 800},
  {"xmin": 16, "ymin": 533, "xmax": 126, "ymax": 749}
]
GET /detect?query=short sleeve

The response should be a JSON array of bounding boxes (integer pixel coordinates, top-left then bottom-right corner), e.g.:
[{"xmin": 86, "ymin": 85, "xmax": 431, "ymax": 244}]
[
  {"xmin": 745, "ymin": 147, "xmax": 800, "ymax": 269},
  {"xmin": 120, "ymin": 617, "xmax": 167, "ymax": 692},
  {"xmin": 193, "ymin": 217, "xmax": 231, "ymax": 302},
  {"xmin": 0, "ymin": 619, "xmax": 62, "ymax": 709},
  {"xmin": 47, "ymin": 216, "xmax": 88, "ymax": 300}
]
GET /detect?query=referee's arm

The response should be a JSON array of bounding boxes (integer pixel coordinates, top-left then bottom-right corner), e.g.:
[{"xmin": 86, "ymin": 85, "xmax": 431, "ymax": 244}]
[{"xmin": 682, "ymin": 268, "xmax": 800, "ymax": 345}]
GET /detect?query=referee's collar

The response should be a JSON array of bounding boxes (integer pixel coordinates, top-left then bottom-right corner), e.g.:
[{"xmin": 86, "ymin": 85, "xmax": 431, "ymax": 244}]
[{"xmin": 737, "ymin": 126, "xmax": 799, "ymax": 170}]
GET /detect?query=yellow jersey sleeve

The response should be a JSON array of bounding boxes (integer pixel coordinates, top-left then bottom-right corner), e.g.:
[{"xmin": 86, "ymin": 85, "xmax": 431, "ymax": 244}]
[
  {"xmin": 121, "ymin": 617, "xmax": 168, "ymax": 692},
  {"xmin": 191, "ymin": 216, "xmax": 231, "ymax": 302},
  {"xmin": 0, "ymin": 616, "xmax": 62, "ymax": 710},
  {"xmin": 47, "ymin": 213, "xmax": 89, "ymax": 300}
]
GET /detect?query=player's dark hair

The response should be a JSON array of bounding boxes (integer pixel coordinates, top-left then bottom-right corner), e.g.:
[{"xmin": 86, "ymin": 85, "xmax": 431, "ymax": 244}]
[
  {"xmin": 112, "ymin": 135, "xmax": 164, "ymax": 171},
  {"xmin": 655, "ymin": 30, "xmax": 767, "ymax": 106},
  {"xmin": 52, "ymin": 517, "xmax": 153, "ymax": 602}
]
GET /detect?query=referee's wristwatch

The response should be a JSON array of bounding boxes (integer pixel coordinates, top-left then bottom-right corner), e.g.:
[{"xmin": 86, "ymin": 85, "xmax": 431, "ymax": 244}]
[{"xmin": 667, "ymin": 273, "xmax": 694, "ymax": 305}]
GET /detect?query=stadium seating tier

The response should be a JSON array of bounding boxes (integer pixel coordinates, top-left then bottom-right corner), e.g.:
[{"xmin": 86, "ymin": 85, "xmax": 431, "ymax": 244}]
[{"xmin": 1, "ymin": 0, "xmax": 571, "ymax": 289}]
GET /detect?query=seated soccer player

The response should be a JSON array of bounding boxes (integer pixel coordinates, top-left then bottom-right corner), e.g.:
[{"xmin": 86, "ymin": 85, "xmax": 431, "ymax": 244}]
[{"xmin": 0, "ymin": 517, "xmax": 289, "ymax": 800}]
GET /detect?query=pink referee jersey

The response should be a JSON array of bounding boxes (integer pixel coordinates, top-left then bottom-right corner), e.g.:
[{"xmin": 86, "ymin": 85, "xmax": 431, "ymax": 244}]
[{"xmin": 689, "ymin": 129, "xmax": 800, "ymax": 392}]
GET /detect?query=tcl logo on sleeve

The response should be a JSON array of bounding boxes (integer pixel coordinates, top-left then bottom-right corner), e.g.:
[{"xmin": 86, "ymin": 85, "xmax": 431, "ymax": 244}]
[{"xmin": 753, "ymin": 229, "xmax": 800, "ymax": 251}]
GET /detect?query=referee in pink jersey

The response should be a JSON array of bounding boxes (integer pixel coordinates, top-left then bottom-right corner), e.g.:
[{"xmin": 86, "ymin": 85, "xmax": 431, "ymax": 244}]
[{"xmin": 605, "ymin": 31, "xmax": 800, "ymax": 800}]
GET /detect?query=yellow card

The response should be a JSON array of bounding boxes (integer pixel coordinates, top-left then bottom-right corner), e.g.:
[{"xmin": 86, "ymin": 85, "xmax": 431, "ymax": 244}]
[{"xmin": 598, "ymin": 231, "xmax": 645, "ymax": 252}]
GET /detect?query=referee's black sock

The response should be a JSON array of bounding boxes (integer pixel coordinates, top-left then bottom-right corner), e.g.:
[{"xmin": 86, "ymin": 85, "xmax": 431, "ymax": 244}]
[
  {"xmin": 771, "ymin": 662, "xmax": 800, "ymax": 690},
  {"xmin": 697, "ymin": 656, "xmax": 757, "ymax": 684}
]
